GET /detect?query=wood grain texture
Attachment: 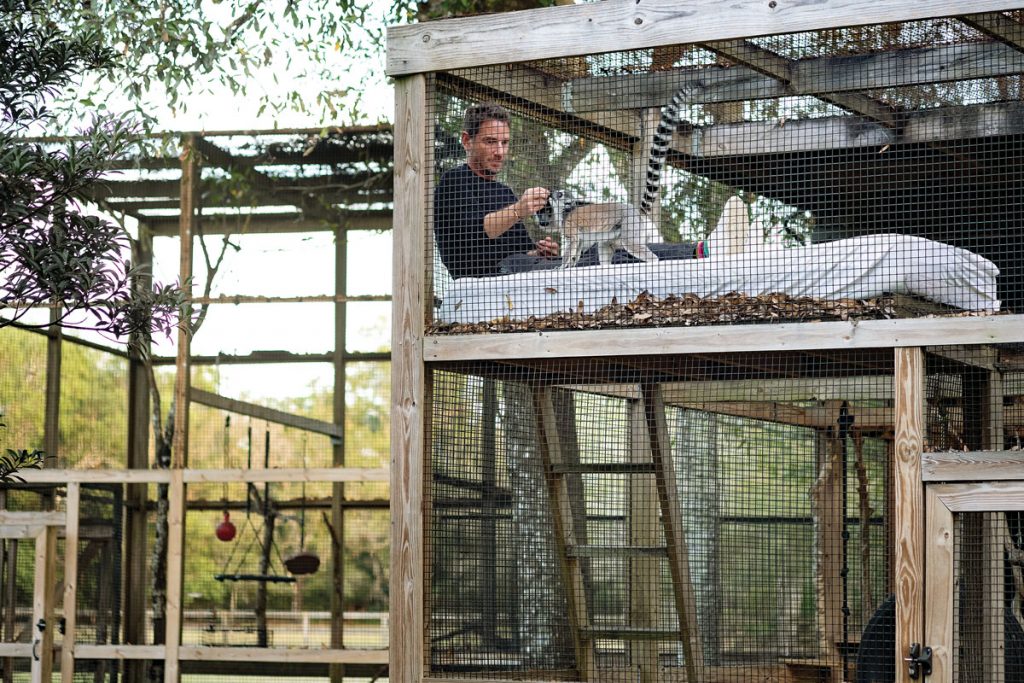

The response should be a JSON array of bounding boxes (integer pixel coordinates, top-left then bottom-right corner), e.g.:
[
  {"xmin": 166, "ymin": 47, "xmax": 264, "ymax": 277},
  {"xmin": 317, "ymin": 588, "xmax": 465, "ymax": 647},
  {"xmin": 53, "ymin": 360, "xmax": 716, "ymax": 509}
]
[
  {"xmin": 163, "ymin": 468, "xmax": 185, "ymax": 683},
  {"xmin": 932, "ymin": 482, "xmax": 1024, "ymax": 512},
  {"xmin": 390, "ymin": 74, "xmax": 427, "ymax": 683},
  {"xmin": 60, "ymin": 483, "xmax": 80, "ymax": 683},
  {"xmin": 924, "ymin": 486, "xmax": 954, "ymax": 683},
  {"xmin": 893, "ymin": 347, "xmax": 924, "ymax": 683},
  {"xmin": 386, "ymin": 1, "xmax": 1024, "ymax": 76},
  {"xmin": 425, "ymin": 315, "xmax": 1024, "ymax": 362},
  {"xmin": 177, "ymin": 647, "xmax": 390, "ymax": 664},
  {"xmin": 568, "ymin": 41, "xmax": 1024, "ymax": 112},
  {"xmin": 173, "ymin": 135, "xmax": 197, "ymax": 470},
  {"xmin": 921, "ymin": 451, "xmax": 1024, "ymax": 482},
  {"xmin": 189, "ymin": 388, "xmax": 343, "ymax": 438},
  {"xmin": 628, "ymin": 401, "xmax": 660, "ymax": 683}
]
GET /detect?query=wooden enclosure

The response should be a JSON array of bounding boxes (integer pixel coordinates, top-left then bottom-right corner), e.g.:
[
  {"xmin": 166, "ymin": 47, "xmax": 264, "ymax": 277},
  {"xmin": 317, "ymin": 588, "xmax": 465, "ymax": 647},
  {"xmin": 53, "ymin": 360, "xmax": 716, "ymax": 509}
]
[{"xmin": 387, "ymin": 2, "xmax": 1024, "ymax": 683}]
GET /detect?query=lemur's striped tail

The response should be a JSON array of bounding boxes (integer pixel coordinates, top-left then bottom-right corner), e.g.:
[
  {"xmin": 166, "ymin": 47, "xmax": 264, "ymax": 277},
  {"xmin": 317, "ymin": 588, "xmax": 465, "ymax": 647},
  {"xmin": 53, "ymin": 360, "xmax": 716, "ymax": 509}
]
[{"xmin": 638, "ymin": 86, "xmax": 691, "ymax": 216}]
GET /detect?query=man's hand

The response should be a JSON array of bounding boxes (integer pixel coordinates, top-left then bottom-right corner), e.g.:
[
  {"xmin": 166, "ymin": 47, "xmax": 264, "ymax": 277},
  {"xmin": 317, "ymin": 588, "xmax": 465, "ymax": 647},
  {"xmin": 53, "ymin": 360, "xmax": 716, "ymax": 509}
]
[
  {"xmin": 517, "ymin": 187, "xmax": 550, "ymax": 217},
  {"xmin": 529, "ymin": 236, "xmax": 560, "ymax": 258}
]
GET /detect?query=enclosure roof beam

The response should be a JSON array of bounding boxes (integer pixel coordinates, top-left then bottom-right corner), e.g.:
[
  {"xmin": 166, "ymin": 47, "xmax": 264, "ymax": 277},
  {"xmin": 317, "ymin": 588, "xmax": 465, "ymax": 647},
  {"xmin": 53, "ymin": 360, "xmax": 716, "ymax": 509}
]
[
  {"xmin": 960, "ymin": 12, "xmax": 1024, "ymax": 51},
  {"xmin": 567, "ymin": 41, "xmax": 1024, "ymax": 113},
  {"xmin": 189, "ymin": 387, "xmax": 342, "ymax": 439},
  {"xmin": 675, "ymin": 99, "xmax": 1024, "ymax": 157},
  {"xmin": 386, "ymin": 0, "xmax": 1024, "ymax": 76},
  {"xmin": 700, "ymin": 39, "xmax": 899, "ymax": 128},
  {"xmin": 141, "ymin": 209, "xmax": 393, "ymax": 235}
]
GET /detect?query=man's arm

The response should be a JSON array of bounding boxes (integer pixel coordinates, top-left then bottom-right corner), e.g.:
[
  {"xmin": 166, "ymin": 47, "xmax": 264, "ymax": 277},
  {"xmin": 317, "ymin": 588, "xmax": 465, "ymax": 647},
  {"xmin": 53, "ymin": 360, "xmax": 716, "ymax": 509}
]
[{"xmin": 483, "ymin": 187, "xmax": 550, "ymax": 239}]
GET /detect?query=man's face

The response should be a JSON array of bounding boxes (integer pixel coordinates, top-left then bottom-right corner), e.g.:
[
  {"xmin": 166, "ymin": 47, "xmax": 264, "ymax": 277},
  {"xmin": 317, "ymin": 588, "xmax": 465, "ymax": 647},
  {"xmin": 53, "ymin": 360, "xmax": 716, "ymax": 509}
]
[{"xmin": 463, "ymin": 119, "xmax": 511, "ymax": 179}]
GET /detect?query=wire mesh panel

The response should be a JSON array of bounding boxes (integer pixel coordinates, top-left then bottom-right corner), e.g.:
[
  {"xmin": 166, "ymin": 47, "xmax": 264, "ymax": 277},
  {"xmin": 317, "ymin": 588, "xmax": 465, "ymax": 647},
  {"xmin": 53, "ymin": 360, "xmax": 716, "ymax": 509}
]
[
  {"xmin": 426, "ymin": 350, "xmax": 896, "ymax": 682},
  {"xmin": 953, "ymin": 511, "xmax": 1024, "ymax": 683},
  {"xmin": 425, "ymin": 15, "xmax": 1024, "ymax": 334}
]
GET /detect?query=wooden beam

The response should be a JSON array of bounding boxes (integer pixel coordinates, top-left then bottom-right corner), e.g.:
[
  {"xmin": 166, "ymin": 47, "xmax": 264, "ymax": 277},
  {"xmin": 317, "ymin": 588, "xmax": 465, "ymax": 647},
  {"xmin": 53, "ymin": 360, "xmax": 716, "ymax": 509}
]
[
  {"xmin": 60, "ymin": 483, "xmax": 79, "ymax": 683},
  {"xmin": 702, "ymin": 38, "xmax": 898, "ymax": 127},
  {"xmin": 961, "ymin": 11, "xmax": 1024, "ymax": 50},
  {"xmin": 30, "ymin": 525, "xmax": 57, "ymax": 683},
  {"xmin": 567, "ymin": 40, "xmax": 1024, "ymax": 112},
  {"xmin": 141, "ymin": 210, "xmax": 393, "ymax": 236},
  {"xmin": 922, "ymin": 450, "xmax": 1024, "ymax": 481},
  {"xmin": 8, "ymin": 467, "xmax": 387, "ymax": 485},
  {"xmin": 893, "ymin": 347, "xmax": 924, "ymax": 683},
  {"xmin": 930, "ymin": 481, "xmax": 1024, "ymax": 512},
  {"xmin": 189, "ymin": 387, "xmax": 342, "ymax": 439},
  {"xmin": 390, "ymin": 74, "xmax": 427, "ymax": 683},
  {"xmin": 386, "ymin": 0, "xmax": 1024, "ymax": 76},
  {"xmin": 673, "ymin": 401, "xmax": 893, "ymax": 429},
  {"xmin": 628, "ymin": 400, "xmax": 662, "ymax": 683},
  {"xmin": 423, "ymin": 315, "xmax": 1024, "ymax": 362},
  {"xmin": 678, "ymin": 100, "xmax": 1024, "ymax": 158},
  {"xmin": 188, "ymin": 293, "xmax": 390, "ymax": 305},
  {"xmin": 923, "ymin": 485, "xmax": 954, "ymax": 683},
  {"xmin": 73, "ymin": 645, "xmax": 167, "ymax": 660},
  {"xmin": 163, "ymin": 469, "xmax": 185, "ymax": 683},
  {"xmin": 176, "ymin": 647, "xmax": 390, "ymax": 664}
]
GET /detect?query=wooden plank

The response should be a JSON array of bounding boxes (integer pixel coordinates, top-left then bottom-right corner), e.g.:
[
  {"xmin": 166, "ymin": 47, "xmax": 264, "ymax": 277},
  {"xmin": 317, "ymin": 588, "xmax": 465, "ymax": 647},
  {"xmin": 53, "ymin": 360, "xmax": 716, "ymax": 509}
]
[
  {"xmin": 60, "ymin": 484, "xmax": 79, "ymax": 683},
  {"xmin": 628, "ymin": 400, "xmax": 660, "ymax": 683},
  {"xmin": 984, "ymin": 514, "xmax": 1007, "ymax": 683},
  {"xmin": 73, "ymin": 645, "xmax": 167, "ymax": 660},
  {"xmin": 423, "ymin": 315, "xmax": 1024, "ymax": 362},
  {"xmin": 0, "ymin": 644, "xmax": 31, "ymax": 657},
  {"xmin": 14, "ymin": 469, "xmax": 171, "ymax": 484},
  {"xmin": 177, "ymin": 647, "xmax": 390, "ymax": 664},
  {"xmin": 386, "ymin": 0, "xmax": 1024, "ymax": 76},
  {"xmin": 673, "ymin": 401, "xmax": 893, "ymax": 429},
  {"xmin": 330, "ymin": 220, "xmax": 349, "ymax": 683},
  {"xmin": 924, "ymin": 486, "xmax": 954, "ymax": 683},
  {"xmin": 932, "ymin": 482, "xmax": 1024, "ymax": 512},
  {"xmin": 533, "ymin": 388, "xmax": 594, "ymax": 679},
  {"xmin": 702, "ymin": 38, "xmax": 897, "ymax": 127},
  {"xmin": 566, "ymin": 375, "xmax": 894, "ymax": 403},
  {"xmin": 568, "ymin": 41, "xmax": 1024, "ymax": 112},
  {"xmin": 678, "ymin": 100, "xmax": 1024, "ymax": 158},
  {"xmin": 893, "ymin": 347, "xmax": 925, "ymax": 683},
  {"xmin": 30, "ymin": 525, "xmax": 56, "ymax": 683},
  {"xmin": 390, "ymin": 74, "xmax": 427, "ymax": 683},
  {"xmin": 189, "ymin": 387, "xmax": 343, "ymax": 439},
  {"xmin": 810, "ymin": 432, "xmax": 844, "ymax": 665},
  {"xmin": 163, "ymin": 468, "xmax": 185, "ymax": 683},
  {"xmin": 641, "ymin": 383, "xmax": 704, "ymax": 682},
  {"xmin": 0, "ymin": 512, "xmax": 64, "ymax": 527},
  {"xmin": 962, "ymin": 11, "xmax": 1024, "ymax": 49},
  {"xmin": 0, "ymin": 525, "xmax": 47, "ymax": 540},
  {"xmin": 145, "ymin": 210, "xmax": 394, "ymax": 236},
  {"xmin": 182, "ymin": 468, "xmax": 389, "ymax": 484},
  {"xmin": 173, "ymin": 134, "xmax": 196, "ymax": 471},
  {"xmin": 922, "ymin": 450, "xmax": 1024, "ymax": 481}
]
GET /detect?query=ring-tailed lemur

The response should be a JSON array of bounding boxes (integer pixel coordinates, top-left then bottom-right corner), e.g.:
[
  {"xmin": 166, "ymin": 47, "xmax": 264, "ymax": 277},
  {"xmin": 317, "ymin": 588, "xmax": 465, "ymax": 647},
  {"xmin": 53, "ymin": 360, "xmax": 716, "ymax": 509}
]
[{"xmin": 537, "ymin": 87, "xmax": 691, "ymax": 268}]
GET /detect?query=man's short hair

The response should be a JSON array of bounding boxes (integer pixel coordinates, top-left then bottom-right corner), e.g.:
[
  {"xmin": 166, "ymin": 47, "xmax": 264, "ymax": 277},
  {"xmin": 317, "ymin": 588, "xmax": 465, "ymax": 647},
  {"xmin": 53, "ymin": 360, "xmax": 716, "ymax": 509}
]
[{"xmin": 463, "ymin": 103, "xmax": 510, "ymax": 139}]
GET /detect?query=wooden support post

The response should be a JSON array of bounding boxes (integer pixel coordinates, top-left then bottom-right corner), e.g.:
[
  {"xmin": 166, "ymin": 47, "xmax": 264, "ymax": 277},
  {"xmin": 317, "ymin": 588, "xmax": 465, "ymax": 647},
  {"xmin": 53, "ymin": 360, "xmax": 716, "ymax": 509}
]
[
  {"xmin": 923, "ymin": 486, "xmax": 954, "ymax": 683},
  {"xmin": 124, "ymin": 224, "xmax": 152, "ymax": 683},
  {"xmin": 163, "ymin": 469, "xmax": 185, "ymax": 683},
  {"xmin": 533, "ymin": 388, "xmax": 594, "ymax": 680},
  {"xmin": 390, "ymin": 73, "xmax": 427, "ymax": 683},
  {"xmin": 811, "ymin": 429, "xmax": 844, "ymax": 669},
  {"xmin": 894, "ymin": 347, "xmax": 925, "ymax": 683},
  {"xmin": 173, "ymin": 135, "xmax": 197, "ymax": 470},
  {"xmin": 640, "ymin": 383, "xmax": 704, "ymax": 682},
  {"xmin": 330, "ymin": 223, "xmax": 348, "ymax": 683},
  {"xmin": 61, "ymin": 483, "xmax": 80, "ymax": 683},
  {"xmin": 30, "ymin": 526, "xmax": 57, "ymax": 683},
  {"xmin": 2, "ymin": 533, "xmax": 15, "ymax": 683},
  {"xmin": 628, "ymin": 401, "xmax": 660, "ymax": 683}
]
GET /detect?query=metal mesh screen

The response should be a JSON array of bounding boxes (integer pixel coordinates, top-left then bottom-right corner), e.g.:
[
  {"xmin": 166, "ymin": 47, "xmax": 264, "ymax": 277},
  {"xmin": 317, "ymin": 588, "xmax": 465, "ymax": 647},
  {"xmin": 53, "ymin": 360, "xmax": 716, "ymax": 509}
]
[
  {"xmin": 426, "ymin": 350, "xmax": 894, "ymax": 682},
  {"xmin": 953, "ymin": 511, "xmax": 1024, "ymax": 682},
  {"xmin": 426, "ymin": 17, "xmax": 1023, "ymax": 333}
]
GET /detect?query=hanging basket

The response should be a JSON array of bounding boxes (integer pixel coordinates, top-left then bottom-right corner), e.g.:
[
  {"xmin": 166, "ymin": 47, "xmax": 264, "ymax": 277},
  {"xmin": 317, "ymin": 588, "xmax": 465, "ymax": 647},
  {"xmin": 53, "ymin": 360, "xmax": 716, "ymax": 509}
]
[{"xmin": 284, "ymin": 550, "xmax": 321, "ymax": 576}]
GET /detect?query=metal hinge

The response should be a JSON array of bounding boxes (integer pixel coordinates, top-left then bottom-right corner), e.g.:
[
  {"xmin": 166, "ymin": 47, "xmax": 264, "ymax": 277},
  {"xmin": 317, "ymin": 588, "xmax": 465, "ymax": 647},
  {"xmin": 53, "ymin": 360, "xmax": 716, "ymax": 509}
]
[{"xmin": 906, "ymin": 642, "xmax": 933, "ymax": 680}]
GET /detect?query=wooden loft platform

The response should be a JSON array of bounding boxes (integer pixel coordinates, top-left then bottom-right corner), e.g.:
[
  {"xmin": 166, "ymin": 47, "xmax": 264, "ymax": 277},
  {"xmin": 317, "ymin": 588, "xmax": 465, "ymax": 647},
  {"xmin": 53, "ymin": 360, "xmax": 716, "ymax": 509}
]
[{"xmin": 76, "ymin": 125, "xmax": 395, "ymax": 236}]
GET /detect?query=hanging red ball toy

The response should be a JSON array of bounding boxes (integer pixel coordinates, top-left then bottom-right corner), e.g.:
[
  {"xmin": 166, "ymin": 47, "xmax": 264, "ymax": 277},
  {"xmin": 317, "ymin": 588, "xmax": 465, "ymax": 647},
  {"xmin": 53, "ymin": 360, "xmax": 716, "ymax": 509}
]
[{"xmin": 215, "ymin": 511, "xmax": 236, "ymax": 542}]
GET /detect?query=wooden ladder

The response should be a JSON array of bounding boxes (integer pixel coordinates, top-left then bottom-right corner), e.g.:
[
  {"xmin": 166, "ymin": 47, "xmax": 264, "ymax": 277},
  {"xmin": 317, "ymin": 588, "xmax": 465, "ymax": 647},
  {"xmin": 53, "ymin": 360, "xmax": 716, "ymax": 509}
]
[{"xmin": 532, "ymin": 383, "xmax": 704, "ymax": 683}]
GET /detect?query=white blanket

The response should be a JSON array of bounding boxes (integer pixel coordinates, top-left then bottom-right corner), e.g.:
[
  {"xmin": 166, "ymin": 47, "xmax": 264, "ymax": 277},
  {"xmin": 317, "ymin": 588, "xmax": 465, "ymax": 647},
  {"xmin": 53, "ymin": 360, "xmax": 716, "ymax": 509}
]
[{"xmin": 436, "ymin": 234, "xmax": 1000, "ymax": 324}]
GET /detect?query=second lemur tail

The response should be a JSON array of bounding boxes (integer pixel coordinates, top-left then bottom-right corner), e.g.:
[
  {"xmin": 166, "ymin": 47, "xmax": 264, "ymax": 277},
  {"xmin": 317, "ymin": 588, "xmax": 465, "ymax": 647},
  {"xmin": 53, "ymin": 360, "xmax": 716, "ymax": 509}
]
[{"xmin": 639, "ymin": 86, "xmax": 691, "ymax": 216}]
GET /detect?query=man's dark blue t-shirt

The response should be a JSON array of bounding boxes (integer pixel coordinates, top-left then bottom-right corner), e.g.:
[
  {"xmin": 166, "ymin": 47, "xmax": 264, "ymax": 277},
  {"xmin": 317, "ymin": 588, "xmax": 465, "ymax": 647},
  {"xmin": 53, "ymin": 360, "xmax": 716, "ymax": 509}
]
[{"xmin": 434, "ymin": 163, "xmax": 534, "ymax": 280}]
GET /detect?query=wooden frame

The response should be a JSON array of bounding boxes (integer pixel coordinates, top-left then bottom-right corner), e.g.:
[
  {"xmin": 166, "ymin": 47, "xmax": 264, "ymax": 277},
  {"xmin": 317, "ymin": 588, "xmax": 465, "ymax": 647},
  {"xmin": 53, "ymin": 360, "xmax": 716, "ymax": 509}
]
[
  {"xmin": 388, "ymin": 1, "xmax": 1024, "ymax": 681},
  {"xmin": 925, "ymin": 482, "xmax": 1024, "ymax": 683}
]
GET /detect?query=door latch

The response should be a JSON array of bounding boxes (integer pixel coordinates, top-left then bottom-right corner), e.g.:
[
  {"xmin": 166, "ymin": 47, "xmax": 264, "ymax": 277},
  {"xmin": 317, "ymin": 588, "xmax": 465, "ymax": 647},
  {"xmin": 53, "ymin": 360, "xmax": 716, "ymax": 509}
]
[{"xmin": 906, "ymin": 642, "xmax": 932, "ymax": 679}]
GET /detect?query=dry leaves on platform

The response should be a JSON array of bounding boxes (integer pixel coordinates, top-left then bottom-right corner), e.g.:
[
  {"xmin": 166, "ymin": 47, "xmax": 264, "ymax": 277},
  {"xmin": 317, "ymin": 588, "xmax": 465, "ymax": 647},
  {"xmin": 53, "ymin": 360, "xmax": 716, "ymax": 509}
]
[{"xmin": 426, "ymin": 291, "xmax": 989, "ymax": 335}]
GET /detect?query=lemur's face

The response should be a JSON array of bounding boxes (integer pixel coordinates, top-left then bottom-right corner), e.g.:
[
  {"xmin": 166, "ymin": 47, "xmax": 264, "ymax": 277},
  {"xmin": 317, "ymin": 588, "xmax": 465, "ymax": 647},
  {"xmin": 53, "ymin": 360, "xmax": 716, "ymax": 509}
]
[{"xmin": 536, "ymin": 189, "xmax": 573, "ymax": 231}]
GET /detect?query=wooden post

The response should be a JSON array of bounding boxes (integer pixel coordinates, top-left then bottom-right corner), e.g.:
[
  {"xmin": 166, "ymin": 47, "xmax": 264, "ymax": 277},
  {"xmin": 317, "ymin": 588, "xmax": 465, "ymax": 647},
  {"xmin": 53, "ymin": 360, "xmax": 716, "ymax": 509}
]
[
  {"xmin": 640, "ymin": 383, "xmax": 704, "ymax": 682},
  {"xmin": 163, "ymin": 469, "xmax": 185, "ymax": 683},
  {"xmin": 923, "ymin": 486, "xmax": 954, "ymax": 683},
  {"xmin": 390, "ymin": 73, "xmax": 428, "ymax": 683},
  {"xmin": 60, "ymin": 483, "xmax": 80, "ymax": 683},
  {"xmin": 30, "ymin": 526, "xmax": 57, "ymax": 683},
  {"xmin": 330, "ymin": 223, "xmax": 348, "ymax": 683},
  {"xmin": 894, "ymin": 347, "xmax": 925, "ymax": 683},
  {"xmin": 628, "ymin": 400, "xmax": 660, "ymax": 683},
  {"xmin": 124, "ymin": 224, "xmax": 152, "ymax": 683}
]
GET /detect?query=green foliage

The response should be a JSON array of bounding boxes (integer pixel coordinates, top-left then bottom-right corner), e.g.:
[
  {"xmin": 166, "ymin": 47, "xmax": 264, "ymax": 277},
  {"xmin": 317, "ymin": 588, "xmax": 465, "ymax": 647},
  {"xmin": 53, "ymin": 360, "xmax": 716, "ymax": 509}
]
[
  {"xmin": 1, "ymin": 0, "xmax": 185, "ymax": 340},
  {"xmin": 0, "ymin": 408, "xmax": 44, "ymax": 481}
]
